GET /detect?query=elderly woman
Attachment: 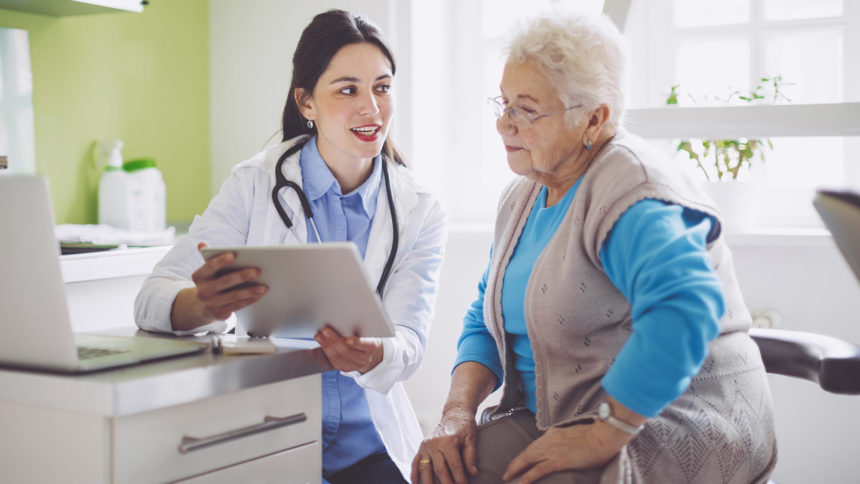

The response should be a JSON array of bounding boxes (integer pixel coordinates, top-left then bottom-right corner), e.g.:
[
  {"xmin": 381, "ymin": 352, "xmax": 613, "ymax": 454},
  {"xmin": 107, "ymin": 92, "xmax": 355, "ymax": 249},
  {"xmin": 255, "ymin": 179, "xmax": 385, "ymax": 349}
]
[{"xmin": 412, "ymin": 12, "xmax": 777, "ymax": 484}]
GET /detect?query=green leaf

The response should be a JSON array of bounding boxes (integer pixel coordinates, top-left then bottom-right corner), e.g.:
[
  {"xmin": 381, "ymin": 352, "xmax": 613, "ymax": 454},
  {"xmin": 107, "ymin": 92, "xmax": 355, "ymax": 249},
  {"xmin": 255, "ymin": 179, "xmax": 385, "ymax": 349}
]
[
  {"xmin": 668, "ymin": 76, "xmax": 788, "ymax": 182},
  {"xmin": 666, "ymin": 85, "xmax": 680, "ymax": 105}
]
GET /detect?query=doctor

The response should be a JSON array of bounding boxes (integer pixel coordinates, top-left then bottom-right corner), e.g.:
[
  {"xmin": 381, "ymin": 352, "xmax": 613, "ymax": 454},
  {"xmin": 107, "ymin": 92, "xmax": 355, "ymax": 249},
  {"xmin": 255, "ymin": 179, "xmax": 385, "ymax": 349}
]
[{"xmin": 134, "ymin": 9, "xmax": 446, "ymax": 483}]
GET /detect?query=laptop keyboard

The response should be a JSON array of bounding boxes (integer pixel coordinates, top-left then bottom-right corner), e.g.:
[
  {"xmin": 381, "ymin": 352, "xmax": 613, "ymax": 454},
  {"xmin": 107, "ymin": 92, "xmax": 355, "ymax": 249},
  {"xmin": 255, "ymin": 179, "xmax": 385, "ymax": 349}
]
[{"xmin": 77, "ymin": 345, "xmax": 129, "ymax": 360}]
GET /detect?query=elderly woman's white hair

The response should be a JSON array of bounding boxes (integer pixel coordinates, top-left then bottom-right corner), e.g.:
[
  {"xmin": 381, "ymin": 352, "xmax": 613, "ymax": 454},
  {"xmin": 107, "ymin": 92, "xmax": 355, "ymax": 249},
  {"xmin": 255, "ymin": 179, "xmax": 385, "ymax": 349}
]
[{"xmin": 506, "ymin": 11, "xmax": 629, "ymax": 128}]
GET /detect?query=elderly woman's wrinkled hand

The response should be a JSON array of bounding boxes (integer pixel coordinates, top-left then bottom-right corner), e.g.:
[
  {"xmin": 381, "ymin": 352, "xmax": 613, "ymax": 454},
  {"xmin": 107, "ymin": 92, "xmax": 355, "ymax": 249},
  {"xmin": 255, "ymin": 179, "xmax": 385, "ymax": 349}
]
[
  {"xmin": 411, "ymin": 406, "xmax": 480, "ymax": 484},
  {"xmin": 502, "ymin": 422, "xmax": 630, "ymax": 484}
]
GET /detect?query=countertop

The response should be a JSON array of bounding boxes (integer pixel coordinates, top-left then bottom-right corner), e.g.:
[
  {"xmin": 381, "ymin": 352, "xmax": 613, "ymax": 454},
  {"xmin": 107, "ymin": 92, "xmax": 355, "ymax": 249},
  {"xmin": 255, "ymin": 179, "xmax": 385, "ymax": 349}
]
[
  {"xmin": 60, "ymin": 245, "xmax": 173, "ymax": 283},
  {"xmin": 0, "ymin": 328, "xmax": 330, "ymax": 417}
]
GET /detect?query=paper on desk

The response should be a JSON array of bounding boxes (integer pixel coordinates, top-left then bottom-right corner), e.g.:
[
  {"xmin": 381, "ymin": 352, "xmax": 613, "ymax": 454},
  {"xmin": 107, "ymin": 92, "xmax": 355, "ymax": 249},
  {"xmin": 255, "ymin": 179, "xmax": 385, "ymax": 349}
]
[
  {"xmin": 55, "ymin": 224, "xmax": 175, "ymax": 246},
  {"xmin": 215, "ymin": 335, "xmax": 277, "ymax": 355}
]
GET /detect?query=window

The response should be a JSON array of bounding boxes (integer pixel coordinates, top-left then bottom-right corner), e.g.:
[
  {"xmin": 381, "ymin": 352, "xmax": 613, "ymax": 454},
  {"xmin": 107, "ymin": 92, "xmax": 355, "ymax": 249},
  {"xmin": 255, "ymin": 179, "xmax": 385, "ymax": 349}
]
[
  {"xmin": 625, "ymin": 0, "xmax": 860, "ymax": 227},
  {"xmin": 0, "ymin": 28, "xmax": 36, "ymax": 174},
  {"xmin": 407, "ymin": 0, "xmax": 860, "ymax": 228},
  {"xmin": 408, "ymin": 0, "xmax": 604, "ymax": 225}
]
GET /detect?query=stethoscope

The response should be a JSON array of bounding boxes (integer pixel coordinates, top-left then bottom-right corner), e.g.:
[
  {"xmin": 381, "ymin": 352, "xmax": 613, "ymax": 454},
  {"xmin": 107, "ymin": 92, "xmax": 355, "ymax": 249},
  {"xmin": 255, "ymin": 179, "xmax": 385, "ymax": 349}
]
[{"xmin": 271, "ymin": 141, "xmax": 399, "ymax": 297}]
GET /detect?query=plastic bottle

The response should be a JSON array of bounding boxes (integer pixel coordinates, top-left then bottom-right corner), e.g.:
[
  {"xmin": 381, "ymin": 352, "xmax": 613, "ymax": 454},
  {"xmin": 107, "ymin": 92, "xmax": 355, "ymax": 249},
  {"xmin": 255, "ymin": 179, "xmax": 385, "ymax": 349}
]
[
  {"xmin": 123, "ymin": 157, "xmax": 166, "ymax": 231},
  {"xmin": 98, "ymin": 139, "xmax": 133, "ymax": 228}
]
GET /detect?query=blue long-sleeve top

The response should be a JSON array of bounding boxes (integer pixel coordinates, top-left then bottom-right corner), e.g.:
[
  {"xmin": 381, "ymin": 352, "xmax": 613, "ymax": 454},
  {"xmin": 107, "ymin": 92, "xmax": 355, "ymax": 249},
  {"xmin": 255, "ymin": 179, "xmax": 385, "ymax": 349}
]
[{"xmin": 454, "ymin": 182, "xmax": 724, "ymax": 418}]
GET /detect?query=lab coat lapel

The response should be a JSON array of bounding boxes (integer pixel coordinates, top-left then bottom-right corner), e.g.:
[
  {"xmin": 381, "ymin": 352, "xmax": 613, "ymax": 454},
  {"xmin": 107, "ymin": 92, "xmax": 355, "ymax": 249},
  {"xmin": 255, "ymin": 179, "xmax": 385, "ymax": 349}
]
[
  {"xmin": 364, "ymin": 162, "xmax": 418, "ymax": 294},
  {"xmin": 264, "ymin": 139, "xmax": 308, "ymax": 244}
]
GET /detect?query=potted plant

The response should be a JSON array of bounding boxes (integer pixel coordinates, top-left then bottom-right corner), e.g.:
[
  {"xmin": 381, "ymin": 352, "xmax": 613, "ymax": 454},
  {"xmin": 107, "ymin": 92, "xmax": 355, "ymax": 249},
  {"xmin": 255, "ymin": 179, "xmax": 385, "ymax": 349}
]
[{"xmin": 666, "ymin": 76, "xmax": 790, "ymax": 231}]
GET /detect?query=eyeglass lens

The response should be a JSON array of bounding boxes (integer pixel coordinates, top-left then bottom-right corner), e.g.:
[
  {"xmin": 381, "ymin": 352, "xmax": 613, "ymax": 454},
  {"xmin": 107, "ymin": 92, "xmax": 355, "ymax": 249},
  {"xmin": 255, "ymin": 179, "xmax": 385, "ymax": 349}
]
[{"xmin": 489, "ymin": 97, "xmax": 522, "ymax": 123}]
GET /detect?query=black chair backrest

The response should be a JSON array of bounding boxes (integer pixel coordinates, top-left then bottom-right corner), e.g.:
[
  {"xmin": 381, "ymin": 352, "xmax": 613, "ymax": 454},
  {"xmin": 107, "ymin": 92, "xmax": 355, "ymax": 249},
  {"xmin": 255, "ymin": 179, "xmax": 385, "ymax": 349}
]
[{"xmin": 814, "ymin": 189, "xmax": 860, "ymax": 286}]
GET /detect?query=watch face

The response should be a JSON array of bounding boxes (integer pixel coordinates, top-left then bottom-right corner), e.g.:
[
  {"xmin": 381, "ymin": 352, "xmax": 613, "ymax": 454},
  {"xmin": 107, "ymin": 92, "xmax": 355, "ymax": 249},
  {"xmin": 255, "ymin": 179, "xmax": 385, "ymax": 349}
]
[{"xmin": 598, "ymin": 402, "xmax": 610, "ymax": 420}]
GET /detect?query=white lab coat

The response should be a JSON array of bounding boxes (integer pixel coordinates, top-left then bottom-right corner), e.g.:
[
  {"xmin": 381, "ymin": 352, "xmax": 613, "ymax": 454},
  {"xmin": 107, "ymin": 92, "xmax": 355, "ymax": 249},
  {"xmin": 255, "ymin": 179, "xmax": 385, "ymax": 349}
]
[{"xmin": 134, "ymin": 135, "xmax": 447, "ymax": 481}]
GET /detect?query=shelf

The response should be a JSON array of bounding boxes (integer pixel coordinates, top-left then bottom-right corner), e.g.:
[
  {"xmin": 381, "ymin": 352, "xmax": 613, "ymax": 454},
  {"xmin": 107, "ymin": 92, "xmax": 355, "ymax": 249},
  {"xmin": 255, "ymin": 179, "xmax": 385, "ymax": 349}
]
[
  {"xmin": 0, "ymin": 0, "xmax": 143, "ymax": 16},
  {"xmin": 722, "ymin": 228, "xmax": 834, "ymax": 248},
  {"xmin": 626, "ymin": 102, "xmax": 860, "ymax": 139}
]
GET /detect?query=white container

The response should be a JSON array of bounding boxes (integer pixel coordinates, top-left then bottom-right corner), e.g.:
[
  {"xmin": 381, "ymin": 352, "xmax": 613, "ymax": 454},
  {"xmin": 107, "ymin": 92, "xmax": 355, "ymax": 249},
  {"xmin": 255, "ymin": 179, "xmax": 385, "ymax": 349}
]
[
  {"xmin": 97, "ymin": 138, "xmax": 166, "ymax": 231},
  {"xmin": 98, "ymin": 140, "xmax": 134, "ymax": 229},
  {"xmin": 123, "ymin": 158, "xmax": 166, "ymax": 231}
]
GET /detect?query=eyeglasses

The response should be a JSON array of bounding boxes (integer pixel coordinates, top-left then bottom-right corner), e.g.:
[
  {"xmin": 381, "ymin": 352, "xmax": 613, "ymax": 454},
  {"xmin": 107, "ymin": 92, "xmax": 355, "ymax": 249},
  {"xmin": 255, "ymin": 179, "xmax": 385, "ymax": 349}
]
[{"xmin": 487, "ymin": 96, "xmax": 582, "ymax": 127}]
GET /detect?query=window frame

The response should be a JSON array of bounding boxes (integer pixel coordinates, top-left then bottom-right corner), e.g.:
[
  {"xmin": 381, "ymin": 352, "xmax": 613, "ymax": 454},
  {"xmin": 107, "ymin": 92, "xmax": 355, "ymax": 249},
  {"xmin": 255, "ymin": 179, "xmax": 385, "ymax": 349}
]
[
  {"xmin": 404, "ymin": 0, "xmax": 860, "ymax": 228},
  {"xmin": 0, "ymin": 27, "xmax": 36, "ymax": 174},
  {"xmin": 615, "ymin": 0, "xmax": 860, "ymax": 228}
]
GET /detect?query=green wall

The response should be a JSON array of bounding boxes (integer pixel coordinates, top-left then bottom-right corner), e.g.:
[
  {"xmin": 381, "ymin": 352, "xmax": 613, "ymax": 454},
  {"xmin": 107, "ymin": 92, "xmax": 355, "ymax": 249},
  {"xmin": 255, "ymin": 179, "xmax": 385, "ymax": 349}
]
[{"xmin": 0, "ymin": 1, "xmax": 210, "ymax": 224}]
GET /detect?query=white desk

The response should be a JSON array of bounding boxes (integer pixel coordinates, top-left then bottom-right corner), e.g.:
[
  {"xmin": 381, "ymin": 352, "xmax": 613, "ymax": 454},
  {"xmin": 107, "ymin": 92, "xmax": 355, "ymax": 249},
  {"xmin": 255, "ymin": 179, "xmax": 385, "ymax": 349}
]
[
  {"xmin": 0, "ymin": 333, "xmax": 328, "ymax": 483},
  {"xmin": 0, "ymin": 247, "xmax": 327, "ymax": 483}
]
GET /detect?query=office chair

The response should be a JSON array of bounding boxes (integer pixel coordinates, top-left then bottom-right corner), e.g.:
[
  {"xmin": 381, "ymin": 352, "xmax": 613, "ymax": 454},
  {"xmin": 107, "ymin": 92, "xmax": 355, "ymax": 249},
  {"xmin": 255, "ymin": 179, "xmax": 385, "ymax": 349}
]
[
  {"xmin": 748, "ymin": 327, "xmax": 860, "ymax": 484},
  {"xmin": 750, "ymin": 327, "xmax": 860, "ymax": 395},
  {"xmin": 750, "ymin": 188, "xmax": 860, "ymax": 394},
  {"xmin": 748, "ymin": 188, "xmax": 860, "ymax": 483}
]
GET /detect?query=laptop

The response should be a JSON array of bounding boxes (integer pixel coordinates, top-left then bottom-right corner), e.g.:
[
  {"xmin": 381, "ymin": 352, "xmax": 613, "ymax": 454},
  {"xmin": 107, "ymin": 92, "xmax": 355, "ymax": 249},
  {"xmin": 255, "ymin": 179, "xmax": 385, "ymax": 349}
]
[
  {"xmin": 813, "ymin": 189, "xmax": 860, "ymax": 285},
  {"xmin": 0, "ymin": 175, "xmax": 208, "ymax": 373}
]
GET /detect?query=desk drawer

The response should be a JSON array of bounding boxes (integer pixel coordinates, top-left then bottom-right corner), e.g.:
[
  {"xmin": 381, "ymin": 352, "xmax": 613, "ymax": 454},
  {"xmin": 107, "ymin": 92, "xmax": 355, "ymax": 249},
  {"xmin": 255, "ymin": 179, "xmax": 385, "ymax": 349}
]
[
  {"xmin": 113, "ymin": 374, "xmax": 321, "ymax": 484},
  {"xmin": 176, "ymin": 441, "xmax": 320, "ymax": 484}
]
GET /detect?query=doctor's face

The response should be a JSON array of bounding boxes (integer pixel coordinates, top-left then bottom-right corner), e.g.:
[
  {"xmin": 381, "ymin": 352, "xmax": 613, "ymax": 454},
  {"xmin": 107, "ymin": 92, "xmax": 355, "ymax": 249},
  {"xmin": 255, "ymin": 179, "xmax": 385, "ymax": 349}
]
[{"xmin": 298, "ymin": 42, "xmax": 394, "ymax": 169}]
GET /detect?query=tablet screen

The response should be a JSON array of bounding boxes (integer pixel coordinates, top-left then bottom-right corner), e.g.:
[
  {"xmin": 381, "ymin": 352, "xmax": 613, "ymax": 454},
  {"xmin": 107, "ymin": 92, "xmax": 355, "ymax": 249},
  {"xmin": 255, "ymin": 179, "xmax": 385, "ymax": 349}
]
[{"xmin": 201, "ymin": 243, "xmax": 394, "ymax": 339}]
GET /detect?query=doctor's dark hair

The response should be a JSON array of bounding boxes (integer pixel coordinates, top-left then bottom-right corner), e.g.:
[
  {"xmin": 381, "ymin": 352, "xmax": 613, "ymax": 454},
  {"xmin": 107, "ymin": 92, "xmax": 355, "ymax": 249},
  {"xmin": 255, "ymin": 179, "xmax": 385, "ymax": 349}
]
[{"xmin": 281, "ymin": 9, "xmax": 406, "ymax": 167}]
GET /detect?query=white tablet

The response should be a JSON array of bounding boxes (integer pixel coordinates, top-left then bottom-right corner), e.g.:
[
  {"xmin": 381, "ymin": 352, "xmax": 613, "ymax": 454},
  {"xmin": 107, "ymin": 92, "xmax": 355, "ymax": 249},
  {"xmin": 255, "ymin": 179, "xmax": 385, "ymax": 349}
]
[{"xmin": 200, "ymin": 243, "xmax": 394, "ymax": 339}]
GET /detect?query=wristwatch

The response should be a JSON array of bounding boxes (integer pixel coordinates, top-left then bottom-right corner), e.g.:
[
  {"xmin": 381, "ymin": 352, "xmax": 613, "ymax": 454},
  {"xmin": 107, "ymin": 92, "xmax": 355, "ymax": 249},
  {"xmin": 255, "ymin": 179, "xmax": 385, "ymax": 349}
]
[{"xmin": 597, "ymin": 402, "xmax": 644, "ymax": 435}]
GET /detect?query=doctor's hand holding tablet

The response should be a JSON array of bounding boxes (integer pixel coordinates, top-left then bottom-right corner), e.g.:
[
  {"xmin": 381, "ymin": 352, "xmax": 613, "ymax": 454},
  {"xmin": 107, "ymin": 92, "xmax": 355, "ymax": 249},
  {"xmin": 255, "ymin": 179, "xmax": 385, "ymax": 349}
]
[
  {"xmin": 191, "ymin": 242, "xmax": 267, "ymax": 322},
  {"xmin": 194, "ymin": 241, "xmax": 388, "ymax": 374},
  {"xmin": 312, "ymin": 325, "xmax": 384, "ymax": 374},
  {"xmin": 166, "ymin": 242, "xmax": 264, "ymax": 331}
]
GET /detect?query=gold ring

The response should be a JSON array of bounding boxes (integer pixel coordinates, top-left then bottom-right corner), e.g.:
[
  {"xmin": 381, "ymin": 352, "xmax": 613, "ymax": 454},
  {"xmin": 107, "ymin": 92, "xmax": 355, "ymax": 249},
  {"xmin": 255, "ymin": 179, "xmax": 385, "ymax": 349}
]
[{"xmin": 420, "ymin": 458, "xmax": 431, "ymax": 465}]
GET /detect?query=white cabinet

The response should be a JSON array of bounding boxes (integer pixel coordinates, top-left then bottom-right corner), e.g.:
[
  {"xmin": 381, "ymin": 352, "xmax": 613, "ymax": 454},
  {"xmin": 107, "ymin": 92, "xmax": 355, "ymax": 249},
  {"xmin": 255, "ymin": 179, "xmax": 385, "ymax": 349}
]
[
  {"xmin": 0, "ymin": 247, "xmax": 327, "ymax": 483},
  {"xmin": 113, "ymin": 375, "xmax": 320, "ymax": 483},
  {"xmin": 61, "ymin": 246, "xmax": 171, "ymax": 332},
  {"xmin": 0, "ymin": 374, "xmax": 321, "ymax": 483}
]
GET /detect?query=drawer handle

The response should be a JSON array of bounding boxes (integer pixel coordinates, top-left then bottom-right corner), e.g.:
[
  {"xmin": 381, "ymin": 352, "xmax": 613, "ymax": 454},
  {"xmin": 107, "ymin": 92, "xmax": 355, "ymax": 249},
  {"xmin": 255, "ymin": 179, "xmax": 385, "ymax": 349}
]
[{"xmin": 178, "ymin": 413, "xmax": 307, "ymax": 454}]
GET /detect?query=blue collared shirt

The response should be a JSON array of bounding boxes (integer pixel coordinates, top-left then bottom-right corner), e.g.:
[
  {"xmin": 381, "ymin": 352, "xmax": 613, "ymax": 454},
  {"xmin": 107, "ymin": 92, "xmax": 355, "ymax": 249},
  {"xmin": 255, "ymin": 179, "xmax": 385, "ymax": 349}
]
[
  {"xmin": 299, "ymin": 138, "xmax": 380, "ymax": 247},
  {"xmin": 295, "ymin": 137, "xmax": 386, "ymax": 476}
]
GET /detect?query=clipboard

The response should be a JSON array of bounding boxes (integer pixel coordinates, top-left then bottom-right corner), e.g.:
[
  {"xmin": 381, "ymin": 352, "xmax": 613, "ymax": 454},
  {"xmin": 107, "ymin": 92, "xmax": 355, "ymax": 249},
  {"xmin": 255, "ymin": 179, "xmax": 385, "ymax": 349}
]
[{"xmin": 201, "ymin": 243, "xmax": 395, "ymax": 339}]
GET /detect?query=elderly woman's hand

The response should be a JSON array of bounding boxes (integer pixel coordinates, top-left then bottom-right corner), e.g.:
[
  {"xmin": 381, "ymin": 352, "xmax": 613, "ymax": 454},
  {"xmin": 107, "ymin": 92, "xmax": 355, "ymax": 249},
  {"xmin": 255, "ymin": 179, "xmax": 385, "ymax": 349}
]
[
  {"xmin": 502, "ymin": 419, "xmax": 635, "ymax": 484},
  {"xmin": 411, "ymin": 406, "xmax": 480, "ymax": 484}
]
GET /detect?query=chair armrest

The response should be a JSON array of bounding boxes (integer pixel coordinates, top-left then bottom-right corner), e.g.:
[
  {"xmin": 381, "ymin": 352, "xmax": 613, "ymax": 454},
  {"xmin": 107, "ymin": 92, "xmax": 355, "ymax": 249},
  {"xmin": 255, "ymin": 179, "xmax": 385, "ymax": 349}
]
[{"xmin": 749, "ymin": 327, "xmax": 860, "ymax": 394}]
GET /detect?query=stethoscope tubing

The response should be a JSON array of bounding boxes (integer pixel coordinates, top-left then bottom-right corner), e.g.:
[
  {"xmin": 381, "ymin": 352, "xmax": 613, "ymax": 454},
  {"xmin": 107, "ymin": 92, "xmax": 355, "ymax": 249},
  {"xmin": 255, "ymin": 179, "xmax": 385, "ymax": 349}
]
[{"xmin": 271, "ymin": 142, "xmax": 399, "ymax": 297}]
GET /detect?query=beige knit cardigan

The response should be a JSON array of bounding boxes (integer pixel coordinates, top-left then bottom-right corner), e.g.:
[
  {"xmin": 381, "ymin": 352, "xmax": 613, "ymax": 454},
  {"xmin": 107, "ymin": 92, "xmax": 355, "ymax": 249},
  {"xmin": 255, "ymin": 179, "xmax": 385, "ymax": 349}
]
[{"xmin": 482, "ymin": 131, "xmax": 777, "ymax": 483}]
